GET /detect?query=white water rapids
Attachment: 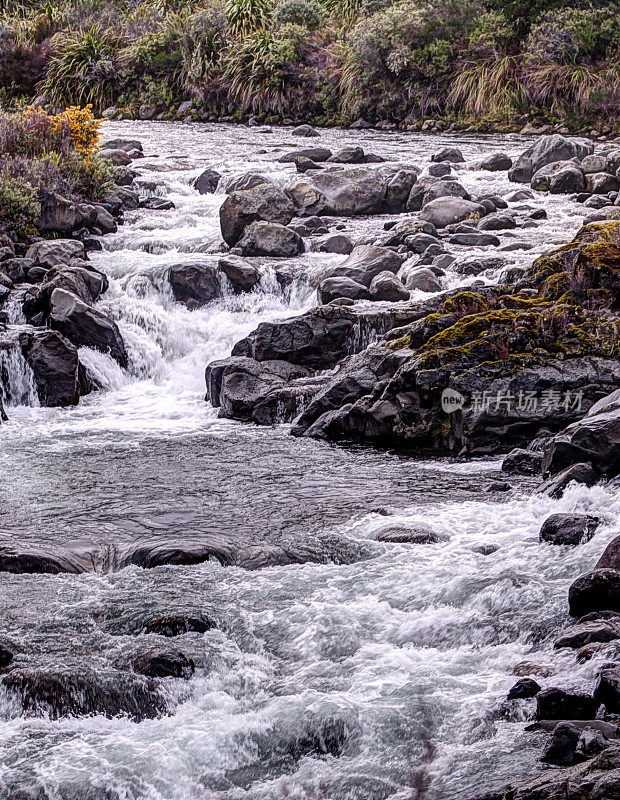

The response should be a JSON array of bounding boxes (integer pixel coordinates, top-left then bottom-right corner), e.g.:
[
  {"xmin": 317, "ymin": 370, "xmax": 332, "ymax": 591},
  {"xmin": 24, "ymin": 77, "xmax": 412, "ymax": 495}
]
[{"xmin": 0, "ymin": 122, "xmax": 619, "ymax": 800}]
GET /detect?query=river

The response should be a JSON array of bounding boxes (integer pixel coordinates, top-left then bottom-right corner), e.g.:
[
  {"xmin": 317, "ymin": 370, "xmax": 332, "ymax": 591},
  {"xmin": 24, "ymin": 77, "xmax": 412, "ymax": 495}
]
[{"xmin": 0, "ymin": 122, "xmax": 619, "ymax": 800}]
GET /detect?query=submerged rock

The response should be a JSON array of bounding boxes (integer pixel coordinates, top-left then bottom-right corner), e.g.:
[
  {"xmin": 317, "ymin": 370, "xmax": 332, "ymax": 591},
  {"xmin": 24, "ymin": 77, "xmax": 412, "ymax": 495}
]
[
  {"xmin": 168, "ymin": 263, "xmax": 221, "ymax": 309},
  {"xmin": 132, "ymin": 648, "xmax": 195, "ymax": 679},
  {"xmin": 539, "ymin": 514, "xmax": 599, "ymax": 546}
]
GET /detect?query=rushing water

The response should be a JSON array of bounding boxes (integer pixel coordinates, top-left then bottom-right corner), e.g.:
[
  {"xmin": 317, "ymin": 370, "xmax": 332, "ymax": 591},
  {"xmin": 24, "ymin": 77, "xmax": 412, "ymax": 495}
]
[{"xmin": 1, "ymin": 122, "xmax": 619, "ymax": 800}]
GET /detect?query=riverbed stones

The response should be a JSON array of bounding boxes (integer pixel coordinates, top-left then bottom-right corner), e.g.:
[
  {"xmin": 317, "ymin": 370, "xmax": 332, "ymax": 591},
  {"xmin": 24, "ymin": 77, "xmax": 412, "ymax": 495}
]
[
  {"xmin": 278, "ymin": 147, "xmax": 332, "ymax": 163},
  {"xmin": 286, "ymin": 168, "xmax": 390, "ymax": 216},
  {"xmin": 369, "ymin": 271, "xmax": 409, "ymax": 302},
  {"xmin": 26, "ymin": 239, "xmax": 85, "ymax": 268},
  {"xmin": 569, "ymin": 569, "xmax": 620, "ymax": 617},
  {"xmin": 169, "ymin": 263, "xmax": 221, "ymax": 308},
  {"xmin": 479, "ymin": 152, "xmax": 513, "ymax": 171},
  {"xmin": 143, "ymin": 615, "xmax": 215, "ymax": 636},
  {"xmin": 192, "ymin": 168, "xmax": 221, "ymax": 194},
  {"xmin": 224, "ymin": 172, "xmax": 273, "ymax": 193},
  {"xmin": 402, "ymin": 267, "xmax": 442, "ymax": 292},
  {"xmin": 220, "ymin": 184, "xmax": 294, "ymax": 245},
  {"xmin": 318, "ymin": 277, "xmax": 370, "ymax": 304},
  {"xmin": 507, "ymin": 678, "xmax": 541, "ymax": 700},
  {"xmin": 317, "ymin": 234, "xmax": 353, "ymax": 254},
  {"xmin": 323, "ymin": 245, "xmax": 403, "ymax": 287},
  {"xmin": 219, "ymin": 255, "xmax": 260, "ymax": 292},
  {"xmin": 407, "ymin": 178, "xmax": 470, "ymax": 211},
  {"xmin": 376, "ymin": 527, "xmax": 445, "ymax": 544},
  {"xmin": 595, "ymin": 667, "xmax": 620, "ymax": 714},
  {"xmin": 555, "ymin": 619, "xmax": 620, "ymax": 650},
  {"xmin": 539, "ymin": 514, "xmax": 599, "ymax": 546},
  {"xmin": 237, "ymin": 221, "xmax": 304, "ymax": 257},
  {"xmin": 541, "ymin": 721, "xmax": 581, "ymax": 766},
  {"xmin": 431, "ymin": 147, "xmax": 464, "ymax": 163},
  {"xmin": 291, "ymin": 124, "xmax": 320, "ymax": 137},
  {"xmin": 49, "ymin": 288, "xmax": 128, "ymax": 368},
  {"xmin": 530, "ymin": 161, "xmax": 586, "ymax": 194}
]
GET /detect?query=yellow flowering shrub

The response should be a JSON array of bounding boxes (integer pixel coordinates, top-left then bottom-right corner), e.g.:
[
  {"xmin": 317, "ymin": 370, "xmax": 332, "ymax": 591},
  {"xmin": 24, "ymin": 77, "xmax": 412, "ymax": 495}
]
[{"xmin": 51, "ymin": 105, "xmax": 101, "ymax": 155}]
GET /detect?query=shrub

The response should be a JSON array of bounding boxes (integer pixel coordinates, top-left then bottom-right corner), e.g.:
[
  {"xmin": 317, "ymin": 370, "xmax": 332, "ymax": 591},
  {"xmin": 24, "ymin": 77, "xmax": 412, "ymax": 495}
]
[
  {"xmin": 0, "ymin": 174, "xmax": 41, "ymax": 236},
  {"xmin": 525, "ymin": 8, "xmax": 620, "ymax": 64},
  {"xmin": 174, "ymin": 7, "xmax": 228, "ymax": 95},
  {"xmin": 225, "ymin": 0, "xmax": 272, "ymax": 37},
  {"xmin": 0, "ymin": 106, "xmax": 63, "ymax": 158},
  {"xmin": 273, "ymin": 0, "xmax": 322, "ymax": 30},
  {"xmin": 40, "ymin": 26, "xmax": 123, "ymax": 112},
  {"xmin": 448, "ymin": 56, "xmax": 526, "ymax": 114},
  {"xmin": 51, "ymin": 105, "xmax": 101, "ymax": 155}
]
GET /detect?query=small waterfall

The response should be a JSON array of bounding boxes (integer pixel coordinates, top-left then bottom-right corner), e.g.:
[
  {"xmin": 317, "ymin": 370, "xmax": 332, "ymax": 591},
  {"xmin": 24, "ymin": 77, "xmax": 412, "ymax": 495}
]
[
  {"xmin": 0, "ymin": 343, "xmax": 39, "ymax": 407},
  {"xmin": 5, "ymin": 291, "xmax": 27, "ymax": 325}
]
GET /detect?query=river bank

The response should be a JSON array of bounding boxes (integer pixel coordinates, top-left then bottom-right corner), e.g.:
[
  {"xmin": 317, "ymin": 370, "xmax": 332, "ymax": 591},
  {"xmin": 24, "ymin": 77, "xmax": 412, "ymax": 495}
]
[{"xmin": 0, "ymin": 121, "xmax": 619, "ymax": 799}]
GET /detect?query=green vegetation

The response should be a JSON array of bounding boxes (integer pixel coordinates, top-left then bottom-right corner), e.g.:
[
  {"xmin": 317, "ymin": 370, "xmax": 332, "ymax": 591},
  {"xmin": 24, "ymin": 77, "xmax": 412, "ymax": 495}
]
[
  {"xmin": 0, "ymin": 0, "xmax": 618, "ymax": 129},
  {"xmin": 0, "ymin": 105, "xmax": 114, "ymax": 237}
]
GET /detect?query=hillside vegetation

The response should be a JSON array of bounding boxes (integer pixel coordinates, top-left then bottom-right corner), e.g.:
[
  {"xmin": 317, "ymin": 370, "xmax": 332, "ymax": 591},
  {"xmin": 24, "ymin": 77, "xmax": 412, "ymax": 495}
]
[{"xmin": 0, "ymin": 0, "xmax": 618, "ymax": 129}]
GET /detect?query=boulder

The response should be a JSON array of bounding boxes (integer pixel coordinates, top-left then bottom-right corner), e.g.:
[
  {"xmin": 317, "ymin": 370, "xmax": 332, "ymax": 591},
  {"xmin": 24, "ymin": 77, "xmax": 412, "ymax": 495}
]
[
  {"xmin": 25, "ymin": 239, "xmax": 85, "ymax": 269},
  {"xmin": 407, "ymin": 178, "xmax": 470, "ymax": 211},
  {"xmin": 278, "ymin": 147, "xmax": 332, "ymax": 163},
  {"xmin": 143, "ymin": 615, "xmax": 214, "ymax": 636},
  {"xmin": 317, "ymin": 234, "xmax": 353, "ymax": 255},
  {"xmin": 369, "ymin": 271, "xmax": 409, "ymax": 302},
  {"xmin": 530, "ymin": 161, "xmax": 586, "ymax": 193},
  {"xmin": 539, "ymin": 513, "xmax": 599, "ymax": 546},
  {"xmin": 595, "ymin": 667, "xmax": 620, "ymax": 713},
  {"xmin": 403, "ymin": 267, "xmax": 442, "ymax": 292},
  {"xmin": 237, "ymin": 221, "xmax": 304, "ymax": 257},
  {"xmin": 541, "ymin": 722, "xmax": 581, "ymax": 766},
  {"xmin": 501, "ymin": 448, "xmax": 543, "ymax": 475},
  {"xmin": 100, "ymin": 138, "xmax": 143, "ymax": 153},
  {"xmin": 419, "ymin": 197, "xmax": 485, "ymax": 228},
  {"xmin": 581, "ymin": 155, "xmax": 609, "ymax": 174},
  {"xmin": 509, "ymin": 135, "xmax": 594, "ymax": 183},
  {"xmin": 536, "ymin": 687, "xmax": 599, "ymax": 720},
  {"xmin": 507, "ymin": 678, "xmax": 541, "ymax": 700},
  {"xmin": 448, "ymin": 232, "xmax": 500, "ymax": 246},
  {"xmin": 219, "ymin": 255, "xmax": 260, "ymax": 292},
  {"xmin": 287, "ymin": 168, "xmax": 389, "ymax": 216},
  {"xmin": 477, "ymin": 213, "xmax": 517, "ymax": 231},
  {"xmin": 139, "ymin": 197, "xmax": 175, "ymax": 211},
  {"xmin": 224, "ymin": 173, "xmax": 273, "ymax": 193},
  {"xmin": 220, "ymin": 185, "xmax": 294, "ymax": 246},
  {"xmin": 431, "ymin": 147, "xmax": 464, "ymax": 163},
  {"xmin": 192, "ymin": 168, "xmax": 221, "ymax": 194},
  {"xmin": 48, "ymin": 288, "xmax": 128, "ymax": 368},
  {"xmin": 99, "ymin": 148, "xmax": 131, "ymax": 166},
  {"xmin": 318, "ymin": 277, "xmax": 370, "ymax": 304},
  {"xmin": 384, "ymin": 169, "xmax": 419, "ymax": 210},
  {"xmin": 291, "ymin": 124, "xmax": 320, "ymax": 137},
  {"xmin": 555, "ymin": 619, "xmax": 620, "ymax": 649},
  {"xmin": 327, "ymin": 146, "xmax": 365, "ymax": 164},
  {"xmin": 479, "ymin": 152, "xmax": 513, "ymax": 171},
  {"xmin": 569, "ymin": 569, "xmax": 620, "ymax": 617},
  {"xmin": 294, "ymin": 156, "xmax": 321, "ymax": 173},
  {"xmin": 536, "ymin": 462, "xmax": 599, "ymax": 498},
  {"xmin": 19, "ymin": 329, "xmax": 89, "ymax": 407},
  {"xmin": 168, "ymin": 263, "xmax": 221, "ymax": 309},
  {"xmin": 596, "ymin": 535, "xmax": 620, "ymax": 572},
  {"xmin": 132, "ymin": 649, "xmax": 194, "ymax": 679},
  {"xmin": 541, "ymin": 389, "xmax": 620, "ymax": 477},
  {"xmin": 587, "ymin": 172, "xmax": 620, "ymax": 194},
  {"xmin": 323, "ymin": 245, "xmax": 403, "ymax": 287},
  {"xmin": 376, "ymin": 527, "xmax": 445, "ymax": 544}
]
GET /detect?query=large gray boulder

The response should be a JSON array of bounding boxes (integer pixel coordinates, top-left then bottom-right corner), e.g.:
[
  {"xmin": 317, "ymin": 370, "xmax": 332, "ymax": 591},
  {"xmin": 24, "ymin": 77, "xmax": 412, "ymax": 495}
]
[
  {"xmin": 237, "ymin": 221, "xmax": 304, "ymax": 257},
  {"xmin": 168, "ymin": 263, "xmax": 221, "ymax": 309},
  {"xmin": 419, "ymin": 197, "xmax": 485, "ymax": 228},
  {"xmin": 48, "ymin": 289, "xmax": 128, "ymax": 368},
  {"xmin": 192, "ymin": 168, "xmax": 221, "ymax": 194},
  {"xmin": 20, "ymin": 329, "xmax": 90, "ymax": 407},
  {"xmin": 219, "ymin": 256, "xmax": 260, "ymax": 292},
  {"xmin": 278, "ymin": 147, "xmax": 332, "ymax": 163},
  {"xmin": 542, "ymin": 389, "xmax": 620, "ymax": 477},
  {"xmin": 36, "ymin": 191, "xmax": 96, "ymax": 235},
  {"xmin": 26, "ymin": 239, "xmax": 85, "ymax": 269},
  {"xmin": 322, "ymin": 245, "xmax": 403, "ymax": 287},
  {"xmin": 406, "ymin": 178, "xmax": 469, "ymax": 211},
  {"xmin": 530, "ymin": 161, "xmax": 586, "ymax": 193},
  {"xmin": 508, "ymin": 135, "xmax": 594, "ymax": 183},
  {"xmin": 23, "ymin": 264, "xmax": 109, "ymax": 322},
  {"xmin": 285, "ymin": 168, "xmax": 389, "ymax": 216},
  {"xmin": 318, "ymin": 277, "xmax": 370, "ymax": 304},
  {"xmin": 224, "ymin": 173, "xmax": 273, "ymax": 193},
  {"xmin": 369, "ymin": 271, "xmax": 409, "ymax": 301},
  {"xmin": 219, "ymin": 185, "xmax": 294, "ymax": 245}
]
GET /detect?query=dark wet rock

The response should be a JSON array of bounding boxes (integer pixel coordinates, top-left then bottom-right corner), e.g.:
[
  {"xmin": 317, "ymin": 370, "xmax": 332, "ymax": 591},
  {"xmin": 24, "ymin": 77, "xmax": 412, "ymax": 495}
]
[
  {"xmin": 20, "ymin": 329, "xmax": 90, "ymax": 407},
  {"xmin": 428, "ymin": 162, "xmax": 452, "ymax": 177},
  {"xmin": 477, "ymin": 213, "xmax": 517, "ymax": 231},
  {"xmin": 224, "ymin": 173, "xmax": 273, "ymax": 193},
  {"xmin": 139, "ymin": 197, "xmax": 175, "ymax": 211},
  {"xmin": 286, "ymin": 168, "xmax": 389, "ymax": 216},
  {"xmin": 576, "ymin": 728, "xmax": 613, "ymax": 760},
  {"xmin": 405, "ymin": 233, "xmax": 442, "ymax": 254},
  {"xmin": 143, "ymin": 615, "xmax": 215, "ymax": 636},
  {"xmin": 292, "ymin": 124, "xmax": 320, "ymax": 137},
  {"xmin": 507, "ymin": 678, "xmax": 541, "ymax": 700},
  {"xmin": 132, "ymin": 649, "xmax": 195, "ymax": 679},
  {"xmin": 101, "ymin": 138, "xmax": 143, "ymax": 153},
  {"xmin": 555, "ymin": 620, "xmax": 620, "ymax": 650},
  {"xmin": 541, "ymin": 389, "xmax": 620, "ymax": 478},
  {"xmin": 419, "ymin": 197, "xmax": 485, "ymax": 228},
  {"xmin": 49, "ymin": 288, "xmax": 128, "ymax": 368},
  {"xmin": 479, "ymin": 152, "xmax": 513, "ymax": 171},
  {"xmin": 508, "ymin": 135, "xmax": 593, "ymax": 183},
  {"xmin": 318, "ymin": 277, "xmax": 370, "ymax": 304},
  {"xmin": 595, "ymin": 667, "xmax": 620, "ymax": 714},
  {"xmin": 539, "ymin": 513, "xmax": 599, "ymax": 546},
  {"xmin": 536, "ymin": 687, "xmax": 599, "ymax": 720},
  {"xmin": 0, "ymin": 645, "xmax": 14, "ymax": 669},
  {"xmin": 288, "ymin": 715, "xmax": 350, "ymax": 759},
  {"xmin": 448, "ymin": 232, "xmax": 501, "ymax": 247},
  {"xmin": 219, "ymin": 255, "xmax": 260, "ymax": 292},
  {"xmin": 485, "ymin": 480, "xmax": 511, "ymax": 492},
  {"xmin": 531, "ymin": 161, "xmax": 586, "ymax": 194},
  {"xmin": 501, "ymin": 448, "xmax": 543, "ymax": 475},
  {"xmin": 536, "ymin": 462, "xmax": 599, "ymax": 498},
  {"xmin": 474, "ymin": 544, "xmax": 499, "ymax": 555},
  {"xmin": 192, "ymin": 168, "xmax": 221, "ymax": 194},
  {"xmin": 23, "ymin": 264, "xmax": 109, "ymax": 322},
  {"xmin": 279, "ymin": 147, "xmax": 332, "ymax": 163},
  {"xmin": 220, "ymin": 184, "xmax": 294, "ymax": 246},
  {"xmin": 317, "ymin": 234, "xmax": 353, "ymax": 254},
  {"xmin": 26, "ymin": 239, "xmax": 85, "ymax": 269},
  {"xmin": 103, "ymin": 186, "xmax": 139, "ymax": 212},
  {"xmin": 294, "ymin": 155, "xmax": 321, "ymax": 173},
  {"xmin": 327, "ymin": 146, "xmax": 365, "ymax": 164},
  {"xmin": 369, "ymin": 271, "xmax": 409, "ymax": 302},
  {"xmin": 36, "ymin": 191, "xmax": 97, "ymax": 235},
  {"xmin": 541, "ymin": 721, "xmax": 581, "ymax": 766},
  {"xmin": 237, "ymin": 221, "xmax": 304, "ymax": 257},
  {"xmin": 596, "ymin": 535, "xmax": 620, "ymax": 572},
  {"xmin": 431, "ymin": 147, "xmax": 464, "ymax": 164},
  {"xmin": 569, "ymin": 569, "xmax": 620, "ymax": 617},
  {"xmin": 383, "ymin": 168, "xmax": 419, "ymax": 211},
  {"xmin": 323, "ymin": 245, "xmax": 403, "ymax": 288},
  {"xmin": 168, "ymin": 263, "xmax": 221, "ymax": 309},
  {"xmin": 376, "ymin": 527, "xmax": 445, "ymax": 544},
  {"xmin": 1, "ymin": 666, "xmax": 168, "ymax": 721},
  {"xmin": 99, "ymin": 148, "xmax": 132, "ymax": 166}
]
